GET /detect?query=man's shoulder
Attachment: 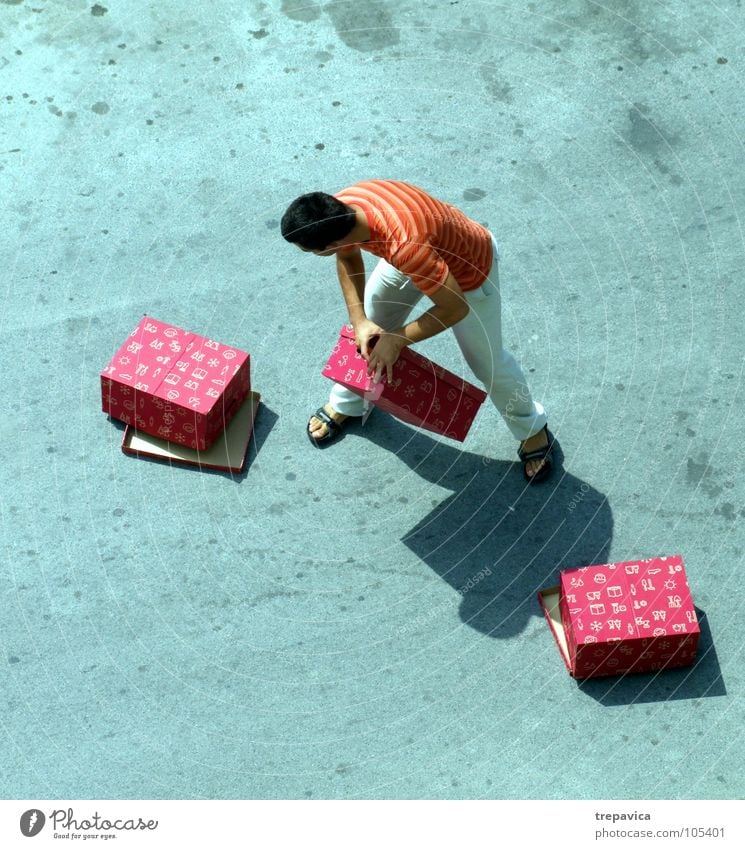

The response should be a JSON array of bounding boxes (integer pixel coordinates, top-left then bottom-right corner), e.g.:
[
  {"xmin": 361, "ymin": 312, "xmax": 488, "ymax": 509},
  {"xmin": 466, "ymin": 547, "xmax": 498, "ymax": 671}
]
[{"xmin": 336, "ymin": 179, "xmax": 416, "ymax": 196}]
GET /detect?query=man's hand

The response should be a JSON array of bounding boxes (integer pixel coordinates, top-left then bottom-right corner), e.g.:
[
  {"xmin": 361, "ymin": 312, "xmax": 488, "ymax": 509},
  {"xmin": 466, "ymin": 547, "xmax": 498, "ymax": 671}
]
[
  {"xmin": 354, "ymin": 318, "xmax": 386, "ymax": 360},
  {"xmin": 365, "ymin": 331, "xmax": 406, "ymax": 384}
]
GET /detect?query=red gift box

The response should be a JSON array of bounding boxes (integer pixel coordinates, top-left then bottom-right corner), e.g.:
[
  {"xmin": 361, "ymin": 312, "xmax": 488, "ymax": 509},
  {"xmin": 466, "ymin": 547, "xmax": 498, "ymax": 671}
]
[
  {"xmin": 539, "ymin": 555, "xmax": 699, "ymax": 679},
  {"xmin": 101, "ymin": 316, "xmax": 250, "ymax": 451},
  {"xmin": 322, "ymin": 325, "xmax": 487, "ymax": 441}
]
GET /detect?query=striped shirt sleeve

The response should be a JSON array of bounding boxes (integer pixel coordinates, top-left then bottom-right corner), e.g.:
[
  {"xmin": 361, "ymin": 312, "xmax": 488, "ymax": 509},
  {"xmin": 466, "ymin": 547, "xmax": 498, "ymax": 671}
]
[{"xmin": 389, "ymin": 241, "xmax": 450, "ymax": 295}]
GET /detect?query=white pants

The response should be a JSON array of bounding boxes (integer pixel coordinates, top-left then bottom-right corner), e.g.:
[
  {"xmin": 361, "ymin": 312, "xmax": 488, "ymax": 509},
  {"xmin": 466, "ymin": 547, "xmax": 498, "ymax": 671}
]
[{"xmin": 328, "ymin": 234, "xmax": 547, "ymax": 442}]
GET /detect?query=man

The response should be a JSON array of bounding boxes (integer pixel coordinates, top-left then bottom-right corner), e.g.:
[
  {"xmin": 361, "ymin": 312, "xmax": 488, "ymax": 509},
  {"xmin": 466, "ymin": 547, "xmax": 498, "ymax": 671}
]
[{"xmin": 280, "ymin": 180, "xmax": 553, "ymax": 481}]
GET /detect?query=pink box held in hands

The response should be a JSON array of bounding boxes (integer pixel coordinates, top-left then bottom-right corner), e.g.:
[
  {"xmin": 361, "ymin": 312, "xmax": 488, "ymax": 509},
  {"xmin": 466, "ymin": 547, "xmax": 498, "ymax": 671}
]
[
  {"xmin": 323, "ymin": 325, "xmax": 487, "ymax": 442},
  {"xmin": 539, "ymin": 554, "xmax": 699, "ymax": 679},
  {"xmin": 101, "ymin": 316, "xmax": 250, "ymax": 451}
]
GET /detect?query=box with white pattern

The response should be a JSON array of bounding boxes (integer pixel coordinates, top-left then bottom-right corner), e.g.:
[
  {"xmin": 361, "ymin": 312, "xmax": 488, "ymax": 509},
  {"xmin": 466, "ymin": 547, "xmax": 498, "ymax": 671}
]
[
  {"xmin": 322, "ymin": 325, "xmax": 487, "ymax": 441},
  {"xmin": 540, "ymin": 555, "xmax": 699, "ymax": 679},
  {"xmin": 101, "ymin": 316, "xmax": 250, "ymax": 450}
]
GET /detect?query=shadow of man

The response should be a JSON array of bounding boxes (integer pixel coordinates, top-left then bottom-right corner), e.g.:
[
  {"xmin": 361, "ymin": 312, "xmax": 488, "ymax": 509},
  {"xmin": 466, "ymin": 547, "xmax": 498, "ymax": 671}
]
[
  {"xmin": 357, "ymin": 416, "xmax": 724, "ymax": 703},
  {"xmin": 359, "ymin": 415, "xmax": 614, "ymax": 640}
]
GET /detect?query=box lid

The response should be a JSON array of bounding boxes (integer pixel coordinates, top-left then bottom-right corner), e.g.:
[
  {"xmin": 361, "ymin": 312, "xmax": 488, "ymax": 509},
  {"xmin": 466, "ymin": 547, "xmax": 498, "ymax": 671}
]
[
  {"xmin": 102, "ymin": 316, "xmax": 249, "ymax": 415},
  {"xmin": 560, "ymin": 555, "xmax": 699, "ymax": 646},
  {"xmin": 121, "ymin": 391, "xmax": 260, "ymax": 472},
  {"xmin": 560, "ymin": 563, "xmax": 637, "ymax": 645},
  {"xmin": 337, "ymin": 324, "xmax": 487, "ymax": 402}
]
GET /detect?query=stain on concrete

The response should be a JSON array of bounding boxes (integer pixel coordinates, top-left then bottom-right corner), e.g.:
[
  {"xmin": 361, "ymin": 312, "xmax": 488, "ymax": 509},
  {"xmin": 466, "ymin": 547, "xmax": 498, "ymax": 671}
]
[
  {"xmin": 0, "ymin": 1, "xmax": 24, "ymax": 5},
  {"xmin": 281, "ymin": 0, "xmax": 321, "ymax": 22},
  {"xmin": 434, "ymin": 20, "xmax": 485, "ymax": 53},
  {"xmin": 533, "ymin": 36, "xmax": 565, "ymax": 55},
  {"xmin": 715, "ymin": 502, "xmax": 736, "ymax": 521},
  {"xmin": 91, "ymin": 3, "xmax": 108, "ymax": 15},
  {"xmin": 626, "ymin": 103, "xmax": 679, "ymax": 156},
  {"xmin": 480, "ymin": 65, "xmax": 514, "ymax": 103},
  {"xmin": 250, "ymin": 28, "xmax": 269, "ymax": 39},
  {"xmin": 91, "ymin": 101, "xmax": 110, "ymax": 114},
  {"xmin": 686, "ymin": 455, "xmax": 710, "ymax": 484},
  {"xmin": 324, "ymin": 0, "xmax": 400, "ymax": 52},
  {"xmin": 686, "ymin": 454, "xmax": 723, "ymax": 499},
  {"xmin": 543, "ymin": 4, "xmax": 696, "ymax": 64},
  {"xmin": 463, "ymin": 188, "xmax": 486, "ymax": 201},
  {"xmin": 653, "ymin": 157, "xmax": 683, "ymax": 185}
]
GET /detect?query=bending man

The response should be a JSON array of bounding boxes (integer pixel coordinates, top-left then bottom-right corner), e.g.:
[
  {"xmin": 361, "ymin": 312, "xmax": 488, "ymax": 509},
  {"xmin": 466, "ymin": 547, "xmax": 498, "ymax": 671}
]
[{"xmin": 281, "ymin": 179, "xmax": 553, "ymax": 481}]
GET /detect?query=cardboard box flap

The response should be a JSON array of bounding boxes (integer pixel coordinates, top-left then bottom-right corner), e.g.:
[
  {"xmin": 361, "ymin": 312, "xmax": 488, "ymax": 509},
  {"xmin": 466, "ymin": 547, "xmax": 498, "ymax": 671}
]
[
  {"xmin": 337, "ymin": 324, "xmax": 487, "ymax": 402},
  {"xmin": 151, "ymin": 338, "xmax": 248, "ymax": 415},
  {"xmin": 623, "ymin": 555, "xmax": 700, "ymax": 639},
  {"xmin": 398, "ymin": 344, "xmax": 487, "ymax": 402},
  {"xmin": 102, "ymin": 318, "xmax": 195, "ymax": 392},
  {"xmin": 103, "ymin": 316, "xmax": 248, "ymax": 416},
  {"xmin": 325, "ymin": 326, "xmax": 486, "ymax": 442},
  {"xmin": 560, "ymin": 564, "xmax": 638, "ymax": 645},
  {"xmin": 539, "ymin": 587, "xmax": 572, "ymax": 673}
]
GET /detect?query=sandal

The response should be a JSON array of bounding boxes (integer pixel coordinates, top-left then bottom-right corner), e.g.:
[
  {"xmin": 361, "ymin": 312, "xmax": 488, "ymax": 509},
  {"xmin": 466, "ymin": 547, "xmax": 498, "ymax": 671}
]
[
  {"xmin": 307, "ymin": 406, "xmax": 346, "ymax": 448},
  {"xmin": 518, "ymin": 424, "xmax": 555, "ymax": 483}
]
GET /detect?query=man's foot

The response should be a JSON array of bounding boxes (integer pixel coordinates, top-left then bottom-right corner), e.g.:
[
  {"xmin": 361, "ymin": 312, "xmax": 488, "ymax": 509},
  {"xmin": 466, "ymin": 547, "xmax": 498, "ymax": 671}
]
[
  {"xmin": 518, "ymin": 425, "xmax": 554, "ymax": 482},
  {"xmin": 307, "ymin": 404, "xmax": 349, "ymax": 445}
]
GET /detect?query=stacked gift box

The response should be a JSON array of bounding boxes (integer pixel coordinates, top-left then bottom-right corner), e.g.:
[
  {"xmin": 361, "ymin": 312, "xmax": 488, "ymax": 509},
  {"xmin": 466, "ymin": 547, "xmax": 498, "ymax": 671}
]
[
  {"xmin": 101, "ymin": 316, "xmax": 258, "ymax": 472},
  {"xmin": 539, "ymin": 555, "xmax": 700, "ymax": 679}
]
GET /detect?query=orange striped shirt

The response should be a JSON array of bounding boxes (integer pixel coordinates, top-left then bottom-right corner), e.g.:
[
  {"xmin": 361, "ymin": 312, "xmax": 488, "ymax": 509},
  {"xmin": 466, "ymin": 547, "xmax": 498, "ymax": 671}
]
[{"xmin": 335, "ymin": 180, "xmax": 492, "ymax": 295}]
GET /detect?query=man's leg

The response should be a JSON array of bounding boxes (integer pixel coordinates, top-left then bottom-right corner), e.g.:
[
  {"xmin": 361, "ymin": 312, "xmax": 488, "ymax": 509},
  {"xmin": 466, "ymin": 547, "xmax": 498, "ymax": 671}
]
[
  {"xmin": 310, "ymin": 260, "xmax": 423, "ymax": 439},
  {"xmin": 451, "ymin": 237, "xmax": 550, "ymax": 475}
]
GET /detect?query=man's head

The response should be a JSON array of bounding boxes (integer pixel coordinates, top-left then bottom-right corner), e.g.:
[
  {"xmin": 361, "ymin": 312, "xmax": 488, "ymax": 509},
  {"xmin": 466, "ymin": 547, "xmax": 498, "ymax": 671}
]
[{"xmin": 280, "ymin": 192, "xmax": 357, "ymax": 254}]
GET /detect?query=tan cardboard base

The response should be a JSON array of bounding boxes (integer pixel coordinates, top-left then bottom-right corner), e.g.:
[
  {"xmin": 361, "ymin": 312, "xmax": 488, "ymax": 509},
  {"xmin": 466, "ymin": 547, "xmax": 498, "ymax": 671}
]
[
  {"xmin": 121, "ymin": 391, "xmax": 260, "ymax": 472},
  {"xmin": 538, "ymin": 587, "xmax": 573, "ymax": 674}
]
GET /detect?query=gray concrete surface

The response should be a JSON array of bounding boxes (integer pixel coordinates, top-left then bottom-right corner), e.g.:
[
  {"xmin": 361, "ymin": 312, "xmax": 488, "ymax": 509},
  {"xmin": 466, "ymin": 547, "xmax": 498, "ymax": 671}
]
[{"xmin": 1, "ymin": 0, "xmax": 743, "ymax": 799}]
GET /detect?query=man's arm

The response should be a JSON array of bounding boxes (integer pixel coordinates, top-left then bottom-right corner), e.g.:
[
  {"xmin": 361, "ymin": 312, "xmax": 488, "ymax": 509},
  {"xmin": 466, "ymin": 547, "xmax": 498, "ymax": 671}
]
[
  {"xmin": 335, "ymin": 248, "xmax": 367, "ymax": 326},
  {"xmin": 336, "ymin": 248, "xmax": 386, "ymax": 358},
  {"xmin": 394, "ymin": 272, "xmax": 469, "ymax": 346},
  {"xmin": 366, "ymin": 272, "xmax": 469, "ymax": 383}
]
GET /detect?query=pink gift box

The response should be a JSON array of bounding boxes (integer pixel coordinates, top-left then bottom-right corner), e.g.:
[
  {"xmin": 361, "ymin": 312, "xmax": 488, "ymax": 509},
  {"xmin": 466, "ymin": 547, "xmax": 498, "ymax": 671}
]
[
  {"xmin": 101, "ymin": 316, "xmax": 250, "ymax": 451},
  {"xmin": 539, "ymin": 555, "xmax": 699, "ymax": 679},
  {"xmin": 322, "ymin": 325, "xmax": 487, "ymax": 441}
]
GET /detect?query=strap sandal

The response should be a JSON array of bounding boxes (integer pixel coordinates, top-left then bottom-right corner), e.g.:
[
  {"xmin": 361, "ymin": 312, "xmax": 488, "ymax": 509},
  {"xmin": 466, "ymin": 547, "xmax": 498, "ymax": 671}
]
[
  {"xmin": 517, "ymin": 424, "xmax": 555, "ymax": 483},
  {"xmin": 307, "ymin": 406, "xmax": 345, "ymax": 448}
]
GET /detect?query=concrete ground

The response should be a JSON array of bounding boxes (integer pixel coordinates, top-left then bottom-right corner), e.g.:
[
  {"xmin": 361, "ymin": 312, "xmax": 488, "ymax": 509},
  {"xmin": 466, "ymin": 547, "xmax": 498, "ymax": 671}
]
[{"xmin": 1, "ymin": 0, "xmax": 743, "ymax": 799}]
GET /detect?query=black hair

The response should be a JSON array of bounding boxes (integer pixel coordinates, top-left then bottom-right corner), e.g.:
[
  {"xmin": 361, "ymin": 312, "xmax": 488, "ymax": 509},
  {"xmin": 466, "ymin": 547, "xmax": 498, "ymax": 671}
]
[{"xmin": 280, "ymin": 192, "xmax": 357, "ymax": 250}]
